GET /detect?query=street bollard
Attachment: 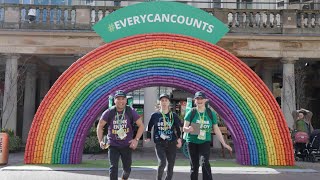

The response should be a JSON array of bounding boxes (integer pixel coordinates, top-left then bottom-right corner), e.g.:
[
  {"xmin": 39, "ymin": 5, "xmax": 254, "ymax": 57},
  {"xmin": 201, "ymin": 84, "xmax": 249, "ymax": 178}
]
[{"xmin": 0, "ymin": 132, "xmax": 9, "ymax": 165}]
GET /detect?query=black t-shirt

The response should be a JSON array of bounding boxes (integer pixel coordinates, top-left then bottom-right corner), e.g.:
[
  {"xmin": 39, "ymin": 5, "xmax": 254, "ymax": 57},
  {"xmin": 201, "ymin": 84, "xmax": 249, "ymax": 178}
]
[{"xmin": 147, "ymin": 111, "xmax": 181, "ymax": 143}]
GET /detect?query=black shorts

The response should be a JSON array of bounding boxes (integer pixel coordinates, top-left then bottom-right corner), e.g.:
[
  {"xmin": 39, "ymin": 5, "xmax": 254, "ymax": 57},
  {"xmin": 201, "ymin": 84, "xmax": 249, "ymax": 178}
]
[{"xmin": 28, "ymin": 15, "xmax": 36, "ymax": 21}]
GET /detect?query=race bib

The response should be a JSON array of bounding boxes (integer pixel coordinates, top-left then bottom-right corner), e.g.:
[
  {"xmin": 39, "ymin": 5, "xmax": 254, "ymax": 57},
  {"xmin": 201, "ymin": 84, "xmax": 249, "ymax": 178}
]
[
  {"xmin": 117, "ymin": 128, "xmax": 127, "ymax": 140},
  {"xmin": 197, "ymin": 130, "xmax": 206, "ymax": 140},
  {"xmin": 160, "ymin": 133, "xmax": 168, "ymax": 140}
]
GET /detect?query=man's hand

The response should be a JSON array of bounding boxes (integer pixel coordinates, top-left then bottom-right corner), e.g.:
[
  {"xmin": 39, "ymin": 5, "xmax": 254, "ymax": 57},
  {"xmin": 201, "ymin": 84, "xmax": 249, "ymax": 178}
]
[
  {"xmin": 176, "ymin": 138, "xmax": 182, "ymax": 148},
  {"xmin": 99, "ymin": 141, "xmax": 105, "ymax": 149},
  {"xmin": 129, "ymin": 139, "xmax": 139, "ymax": 150},
  {"xmin": 144, "ymin": 138, "xmax": 151, "ymax": 143},
  {"xmin": 99, "ymin": 141, "xmax": 109, "ymax": 149},
  {"xmin": 97, "ymin": 120, "xmax": 107, "ymax": 149}
]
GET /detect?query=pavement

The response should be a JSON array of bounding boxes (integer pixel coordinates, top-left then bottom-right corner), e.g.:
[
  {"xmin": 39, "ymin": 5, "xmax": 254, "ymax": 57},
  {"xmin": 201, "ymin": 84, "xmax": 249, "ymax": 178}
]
[{"xmin": 1, "ymin": 148, "xmax": 320, "ymax": 180}]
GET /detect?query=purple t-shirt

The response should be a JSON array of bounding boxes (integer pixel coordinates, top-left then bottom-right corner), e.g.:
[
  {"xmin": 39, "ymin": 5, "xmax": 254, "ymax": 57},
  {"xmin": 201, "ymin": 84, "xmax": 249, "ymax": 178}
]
[{"xmin": 101, "ymin": 107, "xmax": 140, "ymax": 147}]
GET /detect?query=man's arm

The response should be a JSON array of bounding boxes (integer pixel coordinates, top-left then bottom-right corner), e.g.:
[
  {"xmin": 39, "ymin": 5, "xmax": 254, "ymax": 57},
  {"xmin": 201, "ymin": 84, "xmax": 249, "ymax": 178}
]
[
  {"xmin": 145, "ymin": 114, "xmax": 155, "ymax": 142},
  {"xmin": 129, "ymin": 117, "xmax": 144, "ymax": 150},
  {"xmin": 97, "ymin": 119, "xmax": 107, "ymax": 149},
  {"xmin": 173, "ymin": 113, "xmax": 182, "ymax": 148},
  {"xmin": 135, "ymin": 117, "xmax": 144, "ymax": 140}
]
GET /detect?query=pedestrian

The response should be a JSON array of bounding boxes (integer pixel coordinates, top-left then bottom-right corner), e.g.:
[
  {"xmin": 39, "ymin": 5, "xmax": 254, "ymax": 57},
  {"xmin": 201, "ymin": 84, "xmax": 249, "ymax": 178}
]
[
  {"xmin": 97, "ymin": 90, "xmax": 144, "ymax": 180},
  {"xmin": 292, "ymin": 108, "xmax": 314, "ymax": 155},
  {"xmin": 145, "ymin": 93, "xmax": 182, "ymax": 180},
  {"xmin": 292, "ymin": 108, "xmax": 314, "ymax": 134},
  {"xmin": 28, "ymin": 7, "xmax": 36, "ymax": 23},
  {"xmin": 183, "ymin": 91, "xmax": 232, "ymax": 180}
]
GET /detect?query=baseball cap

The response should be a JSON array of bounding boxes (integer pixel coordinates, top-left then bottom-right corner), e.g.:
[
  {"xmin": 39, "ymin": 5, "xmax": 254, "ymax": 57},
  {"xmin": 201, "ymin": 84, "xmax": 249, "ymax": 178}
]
[
  {"xmin": 194, "ymin": 91, "xmax": 206, "ymax": 99},
  {"xmin": 159, "ymin": 93, "xmax": 170, "ymax": 100},
  {"xmin": 114, "ymin": 90, "xmax": 126, "ymax": 98}
]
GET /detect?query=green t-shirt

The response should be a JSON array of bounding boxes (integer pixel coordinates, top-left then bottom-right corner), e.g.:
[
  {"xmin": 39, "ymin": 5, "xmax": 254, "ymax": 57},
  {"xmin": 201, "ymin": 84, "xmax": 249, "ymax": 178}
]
[
  {"xmin": 184, "ymin": 109, "xmax": 217, "ymax": 144},
  {"xmin": 296, "ymin": 119, "xmax": 312, "ymax": 134},
  {"xmin": 296, "ymin": 120, "xmax": 308, "ymax": 133}
]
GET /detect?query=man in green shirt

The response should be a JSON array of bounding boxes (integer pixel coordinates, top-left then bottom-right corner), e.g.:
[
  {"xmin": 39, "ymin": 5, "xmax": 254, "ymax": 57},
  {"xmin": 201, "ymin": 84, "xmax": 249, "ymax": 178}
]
[{"xmin": 183, "ymin": 91, "xmax": 232, "ymax": 180}]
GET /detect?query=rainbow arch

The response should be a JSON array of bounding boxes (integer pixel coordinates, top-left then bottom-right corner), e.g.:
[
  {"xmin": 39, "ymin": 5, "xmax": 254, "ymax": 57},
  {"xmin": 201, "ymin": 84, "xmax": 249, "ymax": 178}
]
[{"xmin": 25, "ymin": 33, "xmax": 294, "ymax": 166}]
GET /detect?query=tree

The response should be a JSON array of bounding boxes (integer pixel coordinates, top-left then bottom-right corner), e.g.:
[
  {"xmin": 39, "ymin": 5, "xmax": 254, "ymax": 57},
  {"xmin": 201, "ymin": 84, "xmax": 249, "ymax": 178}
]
[
  {"xmin": 0, "ymin": 56, "xmax": 28, "ymax": 133},
  {"xmin": 295, "ymin": 62, "xmax": 309, "ymax": 110}
]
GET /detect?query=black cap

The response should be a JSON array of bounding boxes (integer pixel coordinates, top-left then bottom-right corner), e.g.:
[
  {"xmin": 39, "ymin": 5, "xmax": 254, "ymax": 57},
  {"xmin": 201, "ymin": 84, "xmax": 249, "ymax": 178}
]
[
  {"xmin": 194, "ymin": 91, "xmax": 206, "ymax": 99},
  {"xmin": 114, "ymin": 90, "xmax": 126, "ymax": 98},
  {"xmin": 159, "ymin": 93, "xmax": 170, "ymax": 100}
]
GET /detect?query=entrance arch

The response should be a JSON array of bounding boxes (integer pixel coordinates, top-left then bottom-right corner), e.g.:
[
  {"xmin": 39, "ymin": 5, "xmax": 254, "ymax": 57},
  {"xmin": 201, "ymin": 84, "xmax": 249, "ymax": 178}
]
[{"xmin": 25, "ymin": 34, "xmax": 293, "ymax": 165}]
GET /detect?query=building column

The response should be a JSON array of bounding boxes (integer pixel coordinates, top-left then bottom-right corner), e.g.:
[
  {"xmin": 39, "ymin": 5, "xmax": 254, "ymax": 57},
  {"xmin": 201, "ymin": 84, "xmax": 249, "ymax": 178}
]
[
  {"xmin": 39, "ymin": 71, "xmax": 50, "ymax": 103},
  {"xmin": 22, "ymin": 64, "xmax": 37, "ymax": 144},
  {"xmin": 262, "ymin": 65, "xmax": 273, "ymax": 92},
  {"xmin": 281, "ymin": 58, "xmax": 297, "ymax": 129},
  {"xmin": 143, "ymin": 87, "xmax": 158, "ymax": 147},
  {"xmin": 1, "ymin": 54, "xmax": 19, "ymax": 134},
  {"xmin": 0, "ymin": 55, "xmax": 4, "ymax": 129}
]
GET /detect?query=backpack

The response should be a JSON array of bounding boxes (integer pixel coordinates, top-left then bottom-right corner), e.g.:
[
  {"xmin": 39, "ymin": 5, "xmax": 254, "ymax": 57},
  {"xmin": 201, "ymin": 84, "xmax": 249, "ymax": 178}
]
[
  {"xmin": 103, "ymin": 105, "xmax": 134, "ymax": 134},
  {"xmin": 189, "ymin": 107, "xmax": 214, "ymax": 123}
]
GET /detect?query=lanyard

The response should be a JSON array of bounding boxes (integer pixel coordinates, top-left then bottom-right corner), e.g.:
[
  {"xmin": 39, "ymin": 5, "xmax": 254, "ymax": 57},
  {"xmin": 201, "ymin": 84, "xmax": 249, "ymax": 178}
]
[
  {"xmin": 116, "ymin": 108, "xmax": 126, "ymax": 124},
  {"xmin": 161, "ymin": 111, "xmax": 173, "ymax": 129},
  {"xmin": 197, "ymin": 109, "xmax": 205, "ymax": 127}
]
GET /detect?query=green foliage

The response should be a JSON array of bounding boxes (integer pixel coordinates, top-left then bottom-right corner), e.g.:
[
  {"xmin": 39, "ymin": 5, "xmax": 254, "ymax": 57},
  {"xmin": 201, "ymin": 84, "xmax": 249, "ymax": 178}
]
[
  {"xmin": 217, "ymin": 115, "xmax": 226, "ymax": 127},
  {"xmin": 9, "ymin": 136, "xmax": 21, "ymax": 152},
  {"xmin": 1, "ymin": 128, "xmax": 21, "ymax": 152},
  {"xmin": 88, "ymin": 125, "xmax": 97, "ymax": 136},
  {"xmin": 83, "ymin": 126, "xmax": 103, "ymax": 154},
  {"xmin": 1, "ymin": 128, "xmax": 14, "ymax": 136},
  {"xmin": 83, "ymin": 136, "xmax": 102, "ymax": 154}
]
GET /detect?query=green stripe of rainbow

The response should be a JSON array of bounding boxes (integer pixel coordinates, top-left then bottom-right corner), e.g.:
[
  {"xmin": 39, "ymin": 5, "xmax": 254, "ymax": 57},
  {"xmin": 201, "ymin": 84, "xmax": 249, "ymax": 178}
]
[{"xmin": 25, "ymin": 33, "xmax": 294, "ymax": 165}]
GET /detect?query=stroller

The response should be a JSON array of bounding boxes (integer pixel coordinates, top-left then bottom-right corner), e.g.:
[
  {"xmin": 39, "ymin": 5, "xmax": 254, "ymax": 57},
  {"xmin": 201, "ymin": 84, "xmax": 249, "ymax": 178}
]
[
  {"xmin": 304, "ymin": 129, "xmax": 320, "ymax": 162},
  {"xmin": 294, "ymin": 129, "xmax": 320, "ymax": 162}
]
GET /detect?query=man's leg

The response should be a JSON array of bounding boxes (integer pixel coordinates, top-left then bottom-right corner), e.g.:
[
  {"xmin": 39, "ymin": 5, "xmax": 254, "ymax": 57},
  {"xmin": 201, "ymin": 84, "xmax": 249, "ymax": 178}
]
[
  {"xmin": 119, "ymin": 146, "xmax": 132, "ymax": 180},
  {"xmin": 199, "ymin": 142, "xmax": 212, "ymax": 180},
  {"xmin": 188, "ymin": 142, "xmax": 199, "ymax": 180},
  {"xmin": 109, "ymin": 146, "xmax": 120, "ymax": 180},
  {"xmin": 165, "ymin": 142, "xmax": 177, "ymax": 180},
  {"xmin": 155, "ymin": 143, "xmax": 167, "ymax": 180}
]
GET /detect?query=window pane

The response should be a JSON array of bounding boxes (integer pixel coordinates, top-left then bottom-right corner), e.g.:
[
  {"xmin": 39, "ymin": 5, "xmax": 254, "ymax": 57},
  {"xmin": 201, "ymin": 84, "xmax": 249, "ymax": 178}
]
[{"xmin": 4, "ymin": 0, "xmax": 20, "ymax": 4}]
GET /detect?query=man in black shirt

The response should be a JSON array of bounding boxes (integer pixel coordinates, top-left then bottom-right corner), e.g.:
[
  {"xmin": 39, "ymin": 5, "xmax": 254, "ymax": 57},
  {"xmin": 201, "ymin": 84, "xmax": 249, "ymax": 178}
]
[{"xmin": 145, "ymin": 93, "xmax": 182, "ymax": 180}]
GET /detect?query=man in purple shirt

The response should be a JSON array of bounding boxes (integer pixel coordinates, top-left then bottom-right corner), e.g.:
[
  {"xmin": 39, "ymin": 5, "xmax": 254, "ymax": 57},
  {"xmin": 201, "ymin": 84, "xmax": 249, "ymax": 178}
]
[{"xmin": 97, "ymin": 90, "xmax": 144, "ymax": 180}]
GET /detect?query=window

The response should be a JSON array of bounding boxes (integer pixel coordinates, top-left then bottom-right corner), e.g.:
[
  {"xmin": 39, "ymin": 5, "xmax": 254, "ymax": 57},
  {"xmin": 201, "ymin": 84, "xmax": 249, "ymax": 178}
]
[
  {"xmin": 85, "ymin": 0, "xmax": 95, "ymax": 5},
  {"xmin": 34, "ymin": 0, "xmax": 49, "ymax": 5},
  {"xmin": 212, "ymin": 0, "xmax": 221, "ymax": 8},
  {"xmin": 4, "ymin": 0, "xmax": 20, "ymax": 3},
  {"xmin": 277, "ymin": 1, "xmax": 285, "ymax": 8},
  {"xmin": 289, "ymin": 0, "xmax": 301, "ymax": 4},
  {"xmin": 237, "ymin": 0, "xmax": 253, "ymax": 9},
  {"xmin": 33, "ymin": 0, "xmax": 70, "ymax": 5},
  {"xmin": 114, "ymin": 0, "xmax": 121, "ymax": 6}
]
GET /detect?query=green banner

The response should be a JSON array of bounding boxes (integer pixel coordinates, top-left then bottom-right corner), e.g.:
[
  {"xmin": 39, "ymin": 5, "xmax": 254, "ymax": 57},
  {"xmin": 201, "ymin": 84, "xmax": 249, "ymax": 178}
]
[{"xmin": 93, "ymin": 1, "xmax": 229, "ymax": 44}]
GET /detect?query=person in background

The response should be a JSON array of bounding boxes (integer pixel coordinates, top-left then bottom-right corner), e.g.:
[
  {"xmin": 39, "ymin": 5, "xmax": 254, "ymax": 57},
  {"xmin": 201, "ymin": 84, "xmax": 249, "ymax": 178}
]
[
  {"xmin": 292, "ymin": 108, "xmax": 314, "ymax": 134},
  {"xmin": 28, "ymin": 7, "xmax": 36, "ymax": 23}
]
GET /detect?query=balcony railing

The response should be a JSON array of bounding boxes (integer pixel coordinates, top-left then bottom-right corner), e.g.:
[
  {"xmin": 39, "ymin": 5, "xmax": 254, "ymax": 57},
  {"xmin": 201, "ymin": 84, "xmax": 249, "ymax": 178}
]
[
  {"xmin": 0, "ymin": 4, "xmax": 320, "ymax": 34},
  {"xmin": 224, "ymin": 9, "xmax": 282, "ymax": 34}
]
